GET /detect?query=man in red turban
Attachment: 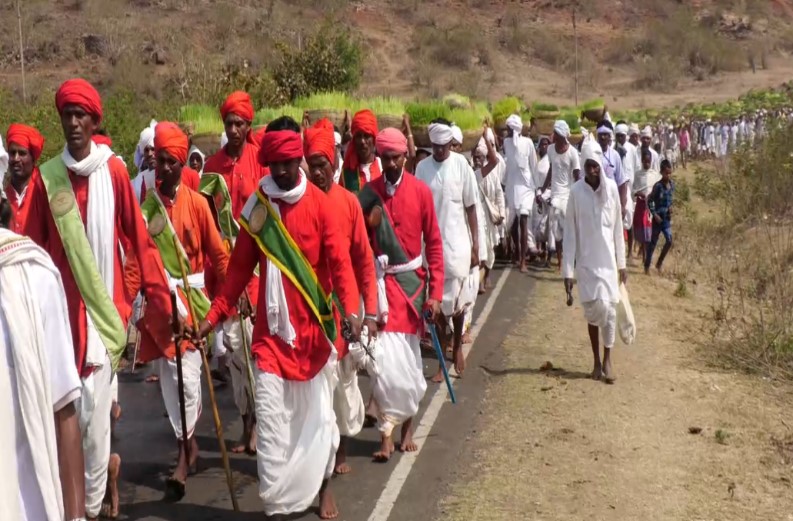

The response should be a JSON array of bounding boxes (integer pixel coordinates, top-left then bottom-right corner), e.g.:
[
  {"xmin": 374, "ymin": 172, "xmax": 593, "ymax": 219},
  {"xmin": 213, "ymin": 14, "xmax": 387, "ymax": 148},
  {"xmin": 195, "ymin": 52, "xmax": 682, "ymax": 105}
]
[
  {"xmin": 124, "ymin": 120, "xmax": 229, "ymax": 499},
  {"xmin": 25, "ymin": 78, "xmax": 173, "ymax": 520},
  {"xmin": 198, "ymin": 116, "xmax": 360, "ymax": 520},
  {"xmin": 358, "ymin": 127, "xmax": 444, "ymax": 462},
  {"xmin": 305, "ymin": 118, "xmax": 377, "ymax": 475},
  {"xmin": 4, "ymin": 123, "xmax": 44, "ymax": 233},
  {"xmin": 340, "ymin": 109, "xmax": 380, "ymax": 193}
]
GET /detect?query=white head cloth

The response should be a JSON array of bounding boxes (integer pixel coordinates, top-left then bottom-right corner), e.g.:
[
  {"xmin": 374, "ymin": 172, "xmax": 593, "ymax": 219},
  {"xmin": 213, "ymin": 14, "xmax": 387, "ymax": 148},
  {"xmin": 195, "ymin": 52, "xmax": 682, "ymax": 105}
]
[
  {"xmin": 450, "ymin": 125, "xmax": 463, "ymax": 146},
  {"xmin": 629, "ymin": 123, "xmax": 640, "ymax": 136},
  {"xmin": 476, "ymin": 127, "xmax": 496, "ymax": 156},
  {"xmin": 581, "ymin": 136, "xmax": 603, "ymax": 168},
  {"xmin": 428, "ymin": 123, "xmax": 454, "ymax": 146},
  {"xmin": 615, "ymin": 123, "xmax": 629, "ymax": 135},
  {"xmin": 553, "ymin": 120, "xmax": 571, "ymax": 138},
  {"xmin": 188, "ymin": 145, "xmax": 205, "ymax": 174},
  {"xmin": 596, "ymin": 124, "xmax": 613, "ymax": 136},
  {"xmin": 506, "ymin": 114, "xmax": 523, "ymax": 147},
  {"xmin": 0, "ymin": 135, "xmax": 8, "ymax": 178},
  {"xmin": 641, "ymin": 125, "xmax": 653, "ymax": 138},
  {"xmin": 133, "ymin": 119, "xmax": 157, "ymax": 170}
]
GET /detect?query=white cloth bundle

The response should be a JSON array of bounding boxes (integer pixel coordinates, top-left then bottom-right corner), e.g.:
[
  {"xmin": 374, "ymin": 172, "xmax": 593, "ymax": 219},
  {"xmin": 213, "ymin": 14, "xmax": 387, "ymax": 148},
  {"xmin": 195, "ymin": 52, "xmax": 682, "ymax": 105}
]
[{"xmin": 617, "ymin": 282, "xmax": 636, "ymax": 345}]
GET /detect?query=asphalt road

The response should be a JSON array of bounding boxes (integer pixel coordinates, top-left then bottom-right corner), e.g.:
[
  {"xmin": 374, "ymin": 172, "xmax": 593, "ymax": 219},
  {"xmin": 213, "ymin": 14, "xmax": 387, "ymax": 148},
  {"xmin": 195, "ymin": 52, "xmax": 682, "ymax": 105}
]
[{"xmin": 114, "ymin": 264, "xmax": 531, "ymax": 521}]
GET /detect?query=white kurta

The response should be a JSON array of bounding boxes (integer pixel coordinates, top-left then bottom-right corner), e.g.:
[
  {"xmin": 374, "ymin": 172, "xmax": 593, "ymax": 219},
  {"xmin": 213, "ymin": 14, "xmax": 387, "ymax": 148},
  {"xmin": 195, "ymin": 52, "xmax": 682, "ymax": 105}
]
[
  {"xmin": 562, "ymin": 177, "xmax": 626, "ymax": 305},
  {"xmin": 476, "ymin": 159, "xmax": 507, "ymax": 269},
  {"xmin": 547, "ymin": 144, "xmax": 581, "ymax": 241},
  {"xmin": 503, "ymin": 134, "xmax": 538, "ymax": 217},
  {"xmin": 0, "ymin": 235, "xmax": 81, "ymax": 521}
]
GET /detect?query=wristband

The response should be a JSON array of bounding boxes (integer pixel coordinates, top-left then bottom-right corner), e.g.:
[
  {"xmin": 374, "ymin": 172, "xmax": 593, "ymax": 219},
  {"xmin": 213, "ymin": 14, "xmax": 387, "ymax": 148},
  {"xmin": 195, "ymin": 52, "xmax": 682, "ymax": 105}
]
[{"xmin": 364, "ymin": 314, "xmax": 378, "ymax": 321}]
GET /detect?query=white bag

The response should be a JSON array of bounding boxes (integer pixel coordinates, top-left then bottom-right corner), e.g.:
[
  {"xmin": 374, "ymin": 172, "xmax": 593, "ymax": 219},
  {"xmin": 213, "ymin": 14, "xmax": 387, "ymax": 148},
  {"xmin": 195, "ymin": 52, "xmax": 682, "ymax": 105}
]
[{"xmin": 617, "ymin": 282, "xmax": 636, "ymax": 345}]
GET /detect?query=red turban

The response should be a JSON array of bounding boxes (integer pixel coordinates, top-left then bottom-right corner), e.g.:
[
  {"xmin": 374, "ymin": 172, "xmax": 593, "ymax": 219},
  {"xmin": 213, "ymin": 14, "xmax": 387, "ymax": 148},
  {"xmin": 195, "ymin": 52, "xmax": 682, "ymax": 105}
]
[
  {"xmin": 304, "ymin": 118, "xmax": 336, "ymax": 166},
  {"xmin": 55, "ymin": 78, "xmax": 103, "ymax": 123},
  {"xmin": 154, "ymin": 122, "xmax": 189, "ymax": 165},
  {"xmin": 92, "ymin": 135, "xmax": 113, "ymax": 147},
  {"xmin": 344, "ymin": 109, "xmax": 379, "ymax": 171},
  {"xmin": 375, "ymin": 128, "xmax": 408, "ymax": 156},
  {"xmin": 220, "ymin": 91, "xmax": 254, "ymax": 123},
  {"xmin": 6, "ymin": 123, "xmax": 45, "ymax": 163},
  {"xmin": 259, "ymin": 130, "xmax": 303, "ymax": 166}
]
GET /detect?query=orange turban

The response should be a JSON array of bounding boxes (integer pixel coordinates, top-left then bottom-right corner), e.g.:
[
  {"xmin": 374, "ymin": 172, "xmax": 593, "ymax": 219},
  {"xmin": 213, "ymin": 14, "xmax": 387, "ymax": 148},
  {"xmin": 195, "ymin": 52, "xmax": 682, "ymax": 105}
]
[
  {"xmin": 55, "ymin": 78, "xmax": 103, "ymax": 123},
  {"xmin": 375, "ymin": 128, "xmax": 408, "ymax": 156},
  {"xmin": 344, "ymin": 109, "xmax": 378, "ymax": 171},
  {"xmin": 6, "ymin": 123, "xmax": 45, "ymax": 163},
  {"xmin": 304, "ymin": 118, "xmax": 336, "ymax": 166},
  {"xmin": 92, "ymin": 134, "xmax": 112, "ymax": 147},
  {"xmin": 259, "ymin": 130, "xmax": 303, "ymax": 166},
  {"xmin": 154, "ymin": 122, "xmax": 189, "ymax": 165},
  {"xmin": 220, "ymin": 91, "xmax": 254, "ymax": 123}
]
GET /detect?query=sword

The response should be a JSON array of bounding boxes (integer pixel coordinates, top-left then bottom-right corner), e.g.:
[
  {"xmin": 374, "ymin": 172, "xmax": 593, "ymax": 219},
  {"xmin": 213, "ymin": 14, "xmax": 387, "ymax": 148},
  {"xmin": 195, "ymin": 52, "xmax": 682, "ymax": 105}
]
[
  {"xmin": 423, "ymin": 309, "xmax": 457, "ymax": 404},
  {"xmin": 131, "ymin": 296, "xmax": 146, "ymax": 374}
]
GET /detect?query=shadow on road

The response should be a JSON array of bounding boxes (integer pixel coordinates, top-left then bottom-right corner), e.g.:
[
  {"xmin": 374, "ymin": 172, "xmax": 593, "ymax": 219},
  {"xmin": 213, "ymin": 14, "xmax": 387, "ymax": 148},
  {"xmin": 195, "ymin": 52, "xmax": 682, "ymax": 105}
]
[{"xmin": 479, "ymin": 364, "xmax": 592, "ymax": 380}]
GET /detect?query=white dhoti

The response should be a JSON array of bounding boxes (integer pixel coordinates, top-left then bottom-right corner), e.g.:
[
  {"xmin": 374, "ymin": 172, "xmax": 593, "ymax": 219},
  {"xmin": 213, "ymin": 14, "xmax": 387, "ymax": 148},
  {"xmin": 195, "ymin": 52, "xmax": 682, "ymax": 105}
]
[
  {"xmin": 77, "ymin": 354, "xmax": 114, "ymax": 518},
  {"xmin": 371, "ymin": 332, "xmax": 427, "ymax": 437},
  {"xmin": 582, "ymin": 299, "xmax": 618, "ymax": 348},
  {"xmin": 224, "ymin": 317, "xmax": 254, "ymax": 416},
  {"xmin": 333, "ymin": 354, "xmax": 365, "ymax": 437},
  {"xmin": 158, "ymin": 348, "xmax": 203, "ymax": 439},
  {"xmin": 549, "ymin": 205, "xmax": 566, "ymax": 244},
  {"xmin": 442, "ymin": 275, "xmax": 471, "ymax": 318},
  {"xmin": 254, "ymin": 357, "xmax": 340, "ymax": 516}
]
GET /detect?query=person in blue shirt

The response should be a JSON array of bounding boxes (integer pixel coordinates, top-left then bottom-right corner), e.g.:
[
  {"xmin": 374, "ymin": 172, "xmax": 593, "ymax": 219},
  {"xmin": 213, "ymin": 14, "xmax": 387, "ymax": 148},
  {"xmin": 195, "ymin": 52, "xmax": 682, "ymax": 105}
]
[{"xmin": 645, "ymin": 159, "xmax": 674, "ymax": 274}]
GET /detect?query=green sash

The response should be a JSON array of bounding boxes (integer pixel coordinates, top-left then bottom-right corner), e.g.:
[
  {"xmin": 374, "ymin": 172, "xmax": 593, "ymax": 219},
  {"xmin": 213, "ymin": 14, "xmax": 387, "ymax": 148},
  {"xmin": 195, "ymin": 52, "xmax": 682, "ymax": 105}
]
[
  {"xmin": 239, "ymin": 190, "xmax": 337, "ymax": 342},
  {"xmin": 39, "ymin": 156, "xmax": 126, "ymax": 370},
  {"xmin": 358, "ymin": 184, "xmax": 426, "ymax": 318},
  {"xmin": 341, "ymin": 168, "xmax": 362, "ymax": 194},
  {"xmin": 140, "ymin": 190, "xmax": 211, "ymax": 321},
  {"xmin": 198, "ymin": 173, "xmax": 239, "ymax": 240}
]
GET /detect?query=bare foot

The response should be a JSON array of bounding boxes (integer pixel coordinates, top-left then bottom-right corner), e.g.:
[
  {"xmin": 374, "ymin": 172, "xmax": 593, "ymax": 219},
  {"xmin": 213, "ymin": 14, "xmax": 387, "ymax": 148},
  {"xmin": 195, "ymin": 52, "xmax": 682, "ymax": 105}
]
[
  {"xmin": 399, "ymin": 420, "xmax": 418, "ymax": 452},
  {"xmin": 431, "ymin": 366, "xmax": 445, "ymax": 383},
  {"xmin": 485, "ymin": 278, "xmax": 493, "ymax": 290},
  {"xmin": 461, "ymin": 332, "xmax": 473, "ymax": 344},
  {"xmin": 591, "ymin": 364, "xmax": 603, "ymax": 381},
  {"xmin": 603, "ymin": 357, "xmax": 616, "ymax": 384},
  {"xmin": 334, "ymin": 438, "xmax": 351, "ymax": 474},
  {"xmin": 246, "ymin": 425, "xmax": 257, "ymax": 455},
  {"xmin": 453, "ymin": 345, "xmax": 465, "ymax": 377},
  {"xmin": 519, "ymin": 260, "xmax": 528, "ymax": 273},
  {"xmin": 100, "ymin": 453, "xmax": 121, "ymax": 518},
  {"xmin": 318, "ymin": 485, "xmax": 339, "ymax": 519},
  {"xmin": 373, "ymin": 435, "xmax": 395, "ymax": 462}
]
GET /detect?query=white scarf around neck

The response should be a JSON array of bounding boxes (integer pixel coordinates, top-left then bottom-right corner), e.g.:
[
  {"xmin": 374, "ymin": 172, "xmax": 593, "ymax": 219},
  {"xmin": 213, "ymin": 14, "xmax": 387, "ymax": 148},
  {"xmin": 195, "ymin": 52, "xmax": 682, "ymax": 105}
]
[
  {"xmin": 61, "ymin": 142, "xmax": 115, "ymax": 367},
  {"xmin": 259, "ymin": 171, "xmax": 308, "ymax": 346},
  {"xmin": 0, "ymin": 230, "xmax": 66, "ymax": 521}
]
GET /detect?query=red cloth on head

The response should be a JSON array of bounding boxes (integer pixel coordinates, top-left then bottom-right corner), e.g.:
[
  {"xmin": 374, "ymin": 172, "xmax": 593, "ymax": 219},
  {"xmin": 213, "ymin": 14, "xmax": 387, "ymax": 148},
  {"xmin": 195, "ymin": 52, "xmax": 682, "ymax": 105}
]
[
  {"xmin": 259, "ymin": 130, "xmax": 303, "ymax": 166},
  {"xmin": 375, "ymin": 127, "xmax": 407, "ymax": 156},
  {"xmin": 343, "ymin": 109, "xmax": 378, "ymax": 172},
  {"xmin": 220, "ymin": 91, "xmax": 254, "ymax": 123},
  {"xmin": 304, "ymin": 118, "xmax": 336, "ymax": 166},
  {"xmin": 92, "ymin": 135, "xmax": 112, "ymax": 147},
  {"xmin": 6, "ymin": 123, "xmax": 45, "ymax": 163},
  {"xmin": 55, "ymin": 78, "xmax": 103, "ymax": 123},
  {"xmin": 252, "ymin": 126, "xmax": 267, "ymax": 146},
  {"xmin": 154, "ymin": 121, "xmax": 189, "ymax": 165}
]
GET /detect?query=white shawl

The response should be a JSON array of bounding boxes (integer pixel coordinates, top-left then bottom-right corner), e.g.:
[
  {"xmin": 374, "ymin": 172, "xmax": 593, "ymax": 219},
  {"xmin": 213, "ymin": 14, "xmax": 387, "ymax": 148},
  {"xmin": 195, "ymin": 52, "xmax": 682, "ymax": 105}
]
[
  {"xmin": 0, "ymin": 230, "xmax": 65, "ymax": 521},
  {"xmin": 62, "ymin": 142, "xmax": 115, "ymax": 367},
  {"xmin": 259, "ymin": 172, "xmax": 307, "ymax": 347}
]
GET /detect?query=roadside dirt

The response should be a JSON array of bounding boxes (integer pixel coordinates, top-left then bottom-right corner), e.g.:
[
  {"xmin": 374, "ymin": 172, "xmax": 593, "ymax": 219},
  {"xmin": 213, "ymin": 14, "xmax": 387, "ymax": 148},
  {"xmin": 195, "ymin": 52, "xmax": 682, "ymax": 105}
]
[{"xmin": 438, "ymin": 262, "xmax": 793, "ymax": 520}]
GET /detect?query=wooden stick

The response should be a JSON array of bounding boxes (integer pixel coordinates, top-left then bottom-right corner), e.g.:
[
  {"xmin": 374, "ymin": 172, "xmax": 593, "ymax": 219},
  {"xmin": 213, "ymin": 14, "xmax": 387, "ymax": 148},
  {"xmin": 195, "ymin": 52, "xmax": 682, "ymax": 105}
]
[
  {"xmin": 173, "ymin": 236, "xmax": 239, "ymax": 511},
  {"xmin": 170, "ymin": 290, "xmax": 191, "ymax": 467}
]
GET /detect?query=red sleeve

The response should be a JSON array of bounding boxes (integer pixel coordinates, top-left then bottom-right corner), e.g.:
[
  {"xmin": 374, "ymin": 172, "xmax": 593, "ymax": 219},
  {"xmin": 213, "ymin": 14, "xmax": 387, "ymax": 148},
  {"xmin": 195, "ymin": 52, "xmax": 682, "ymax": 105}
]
[
  {"xmin": 184, "ymin": 167, "xmax": 201, "ymax": 191},
  {"xmin": 205, "ymin": 228, "xmax": 259, "ymax": 327},
  {"xmin": 123, "ymin": 254, "xmax": 141, "ymax": 303},
  {"xmin": 349, "ymin": 200, "xmax": 378, "ymax": 315},
  {"xmin": 320, "ymin": 201, "xmax": 358, "ymax": 317},
  {"xmin": 113, "ymin": 160, "xmax": 173, "ymax": 348},
  {"xmin": 23, "ymin": 175, "xmax": 48, "ymax": 246},
  {"xmin": 420, "ymin": 183, "xmax": 444, "ymax": 302}
]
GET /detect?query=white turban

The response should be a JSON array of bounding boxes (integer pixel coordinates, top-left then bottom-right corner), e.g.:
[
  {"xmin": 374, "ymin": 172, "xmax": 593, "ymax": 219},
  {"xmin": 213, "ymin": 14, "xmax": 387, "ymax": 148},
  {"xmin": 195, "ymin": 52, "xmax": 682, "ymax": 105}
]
[
  {"xmin": 428, "ymin": 123, "xmax": 454, "ymax": 146},
  {"xmin": 596, "ymin": 123, "xmax": 613, "ymax": 136},
  {"xmin": 615, "ymin": 123, "xmax": 629, "ymax": 135},
  {"xmin": 640, "ymin": 125, "xmax": 653, "ymax": 138},
  {"xmin": 450, "ymin": 125, "xmax": 463, "ymax": 146},
  {"xmin": 629, "ymin": 123, "xmax": 640, "ymax": 136},
  {"xmin": 553, "ymin": 120, "xmax": 571, "ymax": 138},
  {"xmin": 133, "ymin": 119, "xmax": 157, "ymax": 170},
  {"xmin": 476, "ymin": 127, "xmax": 496, "ymax": 156},
  {"xmin": 220, "ymin": 131, "xmax": 229, "ymax": 149},
  {"xmin": 580, "ymin": 136, "xmax": 603, "ymax": 169},
  {"xmin": 506, "ymin": 114, "xmax": 523, "ymax": 134}
]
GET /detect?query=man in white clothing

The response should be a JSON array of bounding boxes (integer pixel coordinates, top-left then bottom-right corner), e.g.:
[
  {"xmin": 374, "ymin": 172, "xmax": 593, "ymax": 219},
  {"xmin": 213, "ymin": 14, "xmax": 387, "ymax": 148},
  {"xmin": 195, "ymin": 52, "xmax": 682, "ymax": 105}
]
[
  {"xmin": 416, "ymin": 118, "xmax": 479, "ymax": 379},
  {"xmin": 131, "ymin": 119, "xmax": 157, "ymax": 203},
  {"xmin": 637, "ymin": 126, "xmax": 661, "ymax": 172},
  {"xmin": 615, "ymin": 122, "xmax": 637, "ymax": 248},
  {"xmin": 538, "ymin": 120, "xmax": 581, "ymax": 270},
  {"xmin": 563, "ymin": 138, "xmax": 627, "ymax": 385},
  {"xmin": 0, "ymin": 217, "xmax": 85, "ymax": 521},
  {"xmin": 503, "ymin": 114, "xmax": 538, "ymax": 272}
]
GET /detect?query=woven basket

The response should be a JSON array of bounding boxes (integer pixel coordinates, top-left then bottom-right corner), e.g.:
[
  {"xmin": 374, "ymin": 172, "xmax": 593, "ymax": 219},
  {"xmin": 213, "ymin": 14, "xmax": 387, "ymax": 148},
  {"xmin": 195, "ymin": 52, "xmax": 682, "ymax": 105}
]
[
  {"xmin": 531, "ymin": 117, "xmax": 555, "ymax": 137},
  {"xmin": 306, "ymin": 109, "xmax": 347, "ymax": 130},
  {"xmin": 533, "ymin": 110, "xmax": 560, "ymax": 120},
  {"xmin": 377, "ymin": 114, "xmax": 403, "ymax": 130},
  {"xmin": 413, "ymin": 125, "xmax": 432, "ymax": 148},
  {"xmin": 581, "ymin": 106, "xmax": 607, "ymax": 123},
  {"xmin": 190, "ymin": 133, "xmax": 222, "ymax": 157}
]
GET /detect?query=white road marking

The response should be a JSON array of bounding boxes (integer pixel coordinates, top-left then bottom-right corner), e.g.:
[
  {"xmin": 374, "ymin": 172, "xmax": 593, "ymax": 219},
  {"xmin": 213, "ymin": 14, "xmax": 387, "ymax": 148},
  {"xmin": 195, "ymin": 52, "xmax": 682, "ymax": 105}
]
[{"xmin": 367, "ymin": 267, "xmax": 513, "ymax": 521}]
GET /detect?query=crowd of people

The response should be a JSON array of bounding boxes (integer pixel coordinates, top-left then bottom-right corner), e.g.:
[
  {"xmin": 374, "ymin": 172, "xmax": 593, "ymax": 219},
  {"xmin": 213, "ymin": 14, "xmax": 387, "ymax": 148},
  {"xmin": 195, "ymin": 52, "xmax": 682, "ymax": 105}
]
[{"xmin": 0, "ymin": 77, "xmax": 682, "ymax": 521}]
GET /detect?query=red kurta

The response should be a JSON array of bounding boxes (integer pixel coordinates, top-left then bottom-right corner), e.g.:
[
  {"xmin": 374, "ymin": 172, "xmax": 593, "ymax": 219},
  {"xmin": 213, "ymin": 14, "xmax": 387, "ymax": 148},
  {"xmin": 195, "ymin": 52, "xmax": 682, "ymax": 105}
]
[
  {"xmin": 205, "ymin": 182, "xmax": 358, "ymax": 381},
  {"xmin": 24, "ymin": 156, "xmax": 172, "ymax": 376},
  {"xmin": 3, "ymin": 168, "xmax": 39, "ymax": 235},
  {"xmin": 362, "ymin": 172, "xmax": 444, "ymax": 335},
  {"xmin": 127, "ymin": 185, "xmax": 230, "ymax": 362},
  {"xmin": 203, "ymin": 142, "xmax": 269, "ymax": 219}
]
